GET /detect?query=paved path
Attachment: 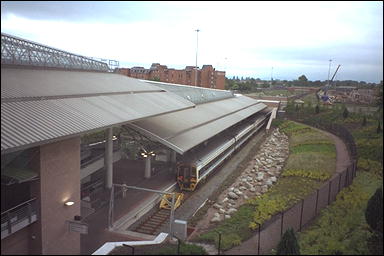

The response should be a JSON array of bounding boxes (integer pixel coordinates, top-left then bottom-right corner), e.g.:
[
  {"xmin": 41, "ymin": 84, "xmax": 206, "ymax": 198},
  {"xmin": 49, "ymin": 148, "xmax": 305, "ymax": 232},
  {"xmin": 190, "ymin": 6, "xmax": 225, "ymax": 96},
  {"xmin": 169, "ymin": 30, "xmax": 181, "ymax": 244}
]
[{"xmin": 224, "ymin": 124, "xmax": 352, "ymax": 255}]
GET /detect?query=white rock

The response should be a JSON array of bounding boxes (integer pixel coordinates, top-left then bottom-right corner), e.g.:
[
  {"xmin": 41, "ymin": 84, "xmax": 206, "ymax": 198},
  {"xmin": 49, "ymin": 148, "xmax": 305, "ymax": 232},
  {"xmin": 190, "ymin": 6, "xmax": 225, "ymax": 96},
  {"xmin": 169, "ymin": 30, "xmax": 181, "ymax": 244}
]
[
  {"xmin": 228, "ymin": 192, "xmax": 239, "ymax": 200},
  {"xmin": 213, "ymin": 203, "xmax": 222, "ymax": 209},
  {"xmin": 219, "ymin": 208, "xmax": 226, "ymax": 214},
  {"xmin": 227, "ymin": 208, "xmax": 238, "ymax": 215},
  {"xmin": 225, "ymin": 215, "xmax": 231, "ymax": 219},
  {"xmin": 234, "ymin": 190, "xmax": 243, "ymax": 196}
]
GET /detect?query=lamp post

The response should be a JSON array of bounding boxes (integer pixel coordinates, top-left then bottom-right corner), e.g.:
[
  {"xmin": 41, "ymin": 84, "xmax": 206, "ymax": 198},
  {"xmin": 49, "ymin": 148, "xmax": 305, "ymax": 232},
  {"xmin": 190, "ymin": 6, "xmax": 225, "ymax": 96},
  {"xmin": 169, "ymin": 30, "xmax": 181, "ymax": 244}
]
[
  {"xmin": 195, "ymin": 28, "xmax": 200, "ymax": 86},
  {"xmin": 327, "ymin": 59, "xmax": 332, "ymax": 85}
]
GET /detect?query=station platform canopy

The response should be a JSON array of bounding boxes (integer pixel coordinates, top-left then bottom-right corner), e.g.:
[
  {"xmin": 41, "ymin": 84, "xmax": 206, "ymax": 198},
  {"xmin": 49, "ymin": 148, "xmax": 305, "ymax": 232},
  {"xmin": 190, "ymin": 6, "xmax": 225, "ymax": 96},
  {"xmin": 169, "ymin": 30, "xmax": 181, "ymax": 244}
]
[
  {"xmin": 1, "ymin": 67, "xmax": 195, "ymax": 154},
  {"xmin": 128, "ymin": 82, "xmax": 268, "ymax": 155}
]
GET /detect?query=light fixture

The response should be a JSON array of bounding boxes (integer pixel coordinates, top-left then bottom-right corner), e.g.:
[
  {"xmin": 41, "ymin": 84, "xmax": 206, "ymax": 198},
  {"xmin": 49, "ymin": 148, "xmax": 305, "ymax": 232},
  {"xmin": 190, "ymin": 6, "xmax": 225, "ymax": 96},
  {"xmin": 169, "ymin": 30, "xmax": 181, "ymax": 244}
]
[{"xmin": 65, "ymin": 201, "xmax": 75, "ymax": 206}]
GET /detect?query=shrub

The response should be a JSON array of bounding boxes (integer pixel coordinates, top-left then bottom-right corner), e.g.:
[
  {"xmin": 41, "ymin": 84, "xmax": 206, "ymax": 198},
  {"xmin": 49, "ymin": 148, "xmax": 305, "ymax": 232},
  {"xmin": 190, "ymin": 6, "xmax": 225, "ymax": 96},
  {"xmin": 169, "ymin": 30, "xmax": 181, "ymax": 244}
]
[
  {"xmin": 367, "ymin": 231, "xmax": 383, "ymax": 255},
  {"xmin": 343, "ymin": 108, "xmax": 349, "ymax": 119},
  {"xmin": 281, "ymin": 169, "xmax": 331, "ymax": 181},
  {"xmin": 277, "ymin": 228, "xmax": 300, "ymax": 255},
  {"xmin": 365, "ymin": 188, "xmax": 383, "ymax": 232},
  {"xmin": 362, "ymin": 116, "xmax": 367, "ymax": 126}
]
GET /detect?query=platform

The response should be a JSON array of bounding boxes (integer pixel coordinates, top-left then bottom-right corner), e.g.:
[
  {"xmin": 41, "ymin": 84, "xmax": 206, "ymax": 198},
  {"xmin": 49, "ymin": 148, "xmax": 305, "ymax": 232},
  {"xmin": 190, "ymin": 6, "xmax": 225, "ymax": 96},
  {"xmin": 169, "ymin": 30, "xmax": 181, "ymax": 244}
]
[{"xmin": 80, "ymin": 159, "xmax": 176, "ymax": 255}]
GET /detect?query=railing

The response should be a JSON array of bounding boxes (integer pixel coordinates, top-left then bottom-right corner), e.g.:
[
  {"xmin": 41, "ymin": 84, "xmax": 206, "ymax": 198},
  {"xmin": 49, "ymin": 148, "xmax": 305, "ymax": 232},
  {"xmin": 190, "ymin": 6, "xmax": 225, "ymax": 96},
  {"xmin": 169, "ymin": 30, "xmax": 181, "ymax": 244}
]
[
  {"xmin": 1, "ymin": 33, "xmax": 109, "ymax": 72},
  {"xmin": 1, "ymin": 198, "xmax": 37, "ymax": 239}
]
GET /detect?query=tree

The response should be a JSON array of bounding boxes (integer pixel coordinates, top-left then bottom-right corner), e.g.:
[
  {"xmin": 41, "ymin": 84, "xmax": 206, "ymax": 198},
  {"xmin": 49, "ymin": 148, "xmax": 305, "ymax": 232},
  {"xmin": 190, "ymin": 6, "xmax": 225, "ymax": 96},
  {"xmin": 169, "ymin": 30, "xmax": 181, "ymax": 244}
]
[
  {"xmin": 365, "ymin": 188, "xmax": 383, "ymax": 232},
  {"xmin": 277, "ymin": 228, "xmax": 300, "ymax": 255},
  {"xmin": 342, "ymin": 108, "xmax": 349, "ymax": 119},
  {"xmin": 298, "ymin": 75, "xmax": 308, "ymax": 82},
  {"xmin": 366, "ymin": 188, "xmax": 383, "ymax": 255},
  {"xmin": 315, "ymin": 105, "xmax": 320, "ymax": 114}
]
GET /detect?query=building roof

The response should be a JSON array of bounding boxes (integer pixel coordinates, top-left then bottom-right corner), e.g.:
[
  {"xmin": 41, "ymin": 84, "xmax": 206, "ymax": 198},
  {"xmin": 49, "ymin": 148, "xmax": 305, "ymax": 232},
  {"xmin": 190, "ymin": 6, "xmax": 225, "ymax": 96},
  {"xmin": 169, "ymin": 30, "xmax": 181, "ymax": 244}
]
[
  {"xmin": 143, "ymin": 80, "xmax": 234, "ymax": 104},
  {"xmin": 128, "ymin": 94, "xmax": 267, "ymax": 154},
  {"xmin": 1, "ymin": 67, "xmax": 195, "ymax": 154}
]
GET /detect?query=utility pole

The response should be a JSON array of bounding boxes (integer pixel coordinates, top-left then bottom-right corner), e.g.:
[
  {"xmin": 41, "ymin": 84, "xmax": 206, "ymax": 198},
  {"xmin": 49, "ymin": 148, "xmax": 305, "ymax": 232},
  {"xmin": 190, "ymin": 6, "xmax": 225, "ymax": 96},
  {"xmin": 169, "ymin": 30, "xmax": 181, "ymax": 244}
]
[
  {"xmin": 270, "ymin": 66, "xmax": 274, "ymax": 87},
  {"xmin": 195, "ymin": 29, "xmax": 200, "ymax": 86}
]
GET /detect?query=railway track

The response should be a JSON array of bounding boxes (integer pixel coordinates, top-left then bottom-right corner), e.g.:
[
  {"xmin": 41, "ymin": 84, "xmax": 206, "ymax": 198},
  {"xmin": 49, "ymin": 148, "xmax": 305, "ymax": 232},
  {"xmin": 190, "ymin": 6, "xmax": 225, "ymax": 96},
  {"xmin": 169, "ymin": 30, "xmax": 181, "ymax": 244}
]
[{"xmin": 132, "ymin": 190, "xmax": 193, "ymax": 236}]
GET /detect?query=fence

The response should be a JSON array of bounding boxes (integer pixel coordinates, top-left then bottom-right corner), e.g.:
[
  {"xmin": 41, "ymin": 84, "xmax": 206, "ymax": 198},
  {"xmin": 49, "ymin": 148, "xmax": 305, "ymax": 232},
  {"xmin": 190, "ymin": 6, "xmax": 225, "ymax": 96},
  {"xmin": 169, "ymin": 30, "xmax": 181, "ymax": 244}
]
[
  {"xmin": 237, "ymin": 160, "xmax": 357, "ymax": 255},
  {"xmin": 229, "ymin": 118, "xmax": 358, "ymax": 254}
]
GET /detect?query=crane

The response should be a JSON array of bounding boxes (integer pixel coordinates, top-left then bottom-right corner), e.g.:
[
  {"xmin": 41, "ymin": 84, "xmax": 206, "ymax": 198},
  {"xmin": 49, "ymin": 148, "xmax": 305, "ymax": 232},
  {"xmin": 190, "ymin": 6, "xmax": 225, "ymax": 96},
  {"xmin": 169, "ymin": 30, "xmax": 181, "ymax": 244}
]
[{"xmin": 318, "ymin": 64, "xmax": 341, "ymax": 104}]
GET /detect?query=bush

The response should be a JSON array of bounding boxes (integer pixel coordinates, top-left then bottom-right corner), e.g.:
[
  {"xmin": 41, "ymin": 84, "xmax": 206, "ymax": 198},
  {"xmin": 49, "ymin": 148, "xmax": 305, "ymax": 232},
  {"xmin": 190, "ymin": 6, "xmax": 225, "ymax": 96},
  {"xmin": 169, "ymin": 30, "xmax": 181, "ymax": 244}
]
[
  {"xmin": 277, "ymin": 228, "xmax": 300, "ymax": 255},
  {"xmin": 362, "ymin": 116, "xmax": 367, "ymax": 126},
  {"xmin": 343, "ymin": 108, "xmax": 349, "ymax": 119},
  {"xmin": 367, "ymin": 231, "xmax": 383, "ymax": 255},
  {"xmin": 365, "ymin": 188, "xmax": 383, "ymax": 232}
]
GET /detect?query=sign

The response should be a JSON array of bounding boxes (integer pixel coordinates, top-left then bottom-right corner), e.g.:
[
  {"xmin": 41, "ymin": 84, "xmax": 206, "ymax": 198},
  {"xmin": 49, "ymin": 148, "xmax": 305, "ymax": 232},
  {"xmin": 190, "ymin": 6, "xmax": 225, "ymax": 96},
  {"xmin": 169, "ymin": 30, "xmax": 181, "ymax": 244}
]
[{"xmin": 67, "ymin": 220, "xmax": 88, "ymax": 234}]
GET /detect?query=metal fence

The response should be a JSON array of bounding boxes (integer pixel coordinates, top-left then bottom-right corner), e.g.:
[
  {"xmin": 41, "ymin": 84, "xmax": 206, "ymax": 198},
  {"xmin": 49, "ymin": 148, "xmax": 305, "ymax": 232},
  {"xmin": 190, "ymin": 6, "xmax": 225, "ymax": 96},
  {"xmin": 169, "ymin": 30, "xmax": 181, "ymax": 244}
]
[
  {"xmin": 243, "ymin": 160, "xmax": 357, "ymax": 254},
  {"xmin": 232, "ymin": 119, "xmax": 358, "ymax": 254}
]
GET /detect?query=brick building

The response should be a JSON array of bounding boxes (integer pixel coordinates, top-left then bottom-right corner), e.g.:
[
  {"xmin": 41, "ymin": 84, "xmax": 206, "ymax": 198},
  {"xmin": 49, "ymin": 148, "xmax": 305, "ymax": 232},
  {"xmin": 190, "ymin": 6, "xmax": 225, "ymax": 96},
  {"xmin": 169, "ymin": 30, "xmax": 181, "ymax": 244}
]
[{"xmin": 117, "ymin": 63, "xmax": 226, "ymax": 90}]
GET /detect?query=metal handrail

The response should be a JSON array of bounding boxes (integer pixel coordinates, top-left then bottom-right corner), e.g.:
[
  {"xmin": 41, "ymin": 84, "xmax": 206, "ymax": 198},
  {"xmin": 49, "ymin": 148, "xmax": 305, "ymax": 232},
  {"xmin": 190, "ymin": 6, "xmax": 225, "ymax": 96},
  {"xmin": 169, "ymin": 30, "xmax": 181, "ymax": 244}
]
[{"xmin": 1, "ymin": 197, "xmax": 36, "ymax": 216}]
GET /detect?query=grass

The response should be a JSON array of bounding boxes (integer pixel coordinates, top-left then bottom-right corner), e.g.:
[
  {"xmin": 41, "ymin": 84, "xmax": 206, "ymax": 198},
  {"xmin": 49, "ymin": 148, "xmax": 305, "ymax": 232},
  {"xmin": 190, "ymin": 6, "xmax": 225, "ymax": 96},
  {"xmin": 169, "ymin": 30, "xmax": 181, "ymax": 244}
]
[
  {"xmin": 289, "ymin": 131, "xmax": 332, "ymax": 147},
  {"xmin": 195, "ymin": 121, "xmax": 337, "ymax": 251},
  {"xmin": 109, "ymin": 242, "xmax": 207, "ymax": 255},
  {"xmin": 290, "ymin": 143, "xmax": 335, "ymax": 155},
  {"xmin": 285, "ymin": 92, "xmax": 383, "ymax": 255},
  {"xmin": 298, "ymin": 171, "xmax": 382, "ymax": 255},
  {"xmin": 284, "ymin": 153, "xmax": 335, "ymax": 174}
]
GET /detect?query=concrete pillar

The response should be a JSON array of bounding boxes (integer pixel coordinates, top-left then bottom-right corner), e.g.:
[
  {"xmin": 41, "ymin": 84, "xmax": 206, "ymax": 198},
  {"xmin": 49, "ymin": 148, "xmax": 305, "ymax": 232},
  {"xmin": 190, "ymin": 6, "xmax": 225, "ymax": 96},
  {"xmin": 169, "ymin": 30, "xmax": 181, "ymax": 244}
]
[
  {"xmin": 171, "ymin": 151, "xmax": 177, "ymax": 163},
  {"xmin": 105, "ymin": 127, "xmax": 113, "ymax": 189},
  {"xmin": 144, "ymin": 156, "xmax": 151, "ymax": 179},
  {"xmin": 38, "ymin": 137, "xmax": 81, "ymax": 254}
]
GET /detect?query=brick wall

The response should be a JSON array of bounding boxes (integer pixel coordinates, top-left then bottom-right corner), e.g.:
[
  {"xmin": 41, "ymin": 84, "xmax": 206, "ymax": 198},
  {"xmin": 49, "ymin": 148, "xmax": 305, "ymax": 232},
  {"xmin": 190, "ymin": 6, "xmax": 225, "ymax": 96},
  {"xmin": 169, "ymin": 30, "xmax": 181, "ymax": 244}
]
[{"xmin": 118, "ymin": 63, "xmax": 225, "ymax": 90}]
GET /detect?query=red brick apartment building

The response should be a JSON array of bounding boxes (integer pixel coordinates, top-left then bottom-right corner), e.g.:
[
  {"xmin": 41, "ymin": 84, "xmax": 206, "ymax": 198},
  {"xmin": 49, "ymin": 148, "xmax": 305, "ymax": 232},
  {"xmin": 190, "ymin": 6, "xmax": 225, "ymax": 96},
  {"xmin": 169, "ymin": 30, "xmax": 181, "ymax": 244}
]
[{"xmin": 117, "ymin": 63, "xmax": 226, "ymax": 90}]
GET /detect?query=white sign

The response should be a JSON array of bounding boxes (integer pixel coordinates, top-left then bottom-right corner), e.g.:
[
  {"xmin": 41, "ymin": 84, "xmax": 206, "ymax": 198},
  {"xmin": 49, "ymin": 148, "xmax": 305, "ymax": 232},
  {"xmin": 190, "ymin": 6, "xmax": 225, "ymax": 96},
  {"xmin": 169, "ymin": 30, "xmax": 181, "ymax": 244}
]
[{"xmin": 67, "ymin": 220, "xmax": 88, "ymax": 234}]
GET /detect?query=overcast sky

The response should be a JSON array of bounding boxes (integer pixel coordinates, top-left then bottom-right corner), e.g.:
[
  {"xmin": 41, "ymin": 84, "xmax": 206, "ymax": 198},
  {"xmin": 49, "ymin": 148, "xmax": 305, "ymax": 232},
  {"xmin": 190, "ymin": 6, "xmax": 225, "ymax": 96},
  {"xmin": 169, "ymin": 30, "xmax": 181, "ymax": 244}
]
[{"xmin": 1, "ymin": 1, "xmax": 383, "ymax": 82}]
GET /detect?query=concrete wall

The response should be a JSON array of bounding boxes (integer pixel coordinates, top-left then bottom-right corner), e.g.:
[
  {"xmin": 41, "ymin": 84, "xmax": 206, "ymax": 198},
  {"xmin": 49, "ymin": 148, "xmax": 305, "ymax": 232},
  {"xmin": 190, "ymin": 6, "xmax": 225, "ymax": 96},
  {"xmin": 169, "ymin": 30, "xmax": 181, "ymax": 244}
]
[
  {"xmin": 38, "ymin": 137, "xmax": 81, "ymax": 255},
  {"xmin": 1, "ymin": 228, "xmax": 30, "ymax": 255}
]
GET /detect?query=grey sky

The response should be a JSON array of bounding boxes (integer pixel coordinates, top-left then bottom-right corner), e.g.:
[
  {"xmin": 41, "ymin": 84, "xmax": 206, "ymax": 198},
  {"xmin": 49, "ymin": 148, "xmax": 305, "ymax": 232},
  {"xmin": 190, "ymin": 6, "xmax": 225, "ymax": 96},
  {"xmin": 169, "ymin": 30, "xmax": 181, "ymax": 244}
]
[{"xmin": 1, "ymin": 1, "xmax": 383, "ymax": 83}]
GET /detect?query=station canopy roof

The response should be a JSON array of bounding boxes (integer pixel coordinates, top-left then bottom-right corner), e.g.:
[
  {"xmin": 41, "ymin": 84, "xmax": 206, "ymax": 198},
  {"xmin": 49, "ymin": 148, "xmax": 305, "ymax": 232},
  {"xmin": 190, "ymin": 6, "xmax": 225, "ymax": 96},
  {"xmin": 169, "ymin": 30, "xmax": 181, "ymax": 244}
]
[
  {"xmin": 1, "ymin": 67, "xmax": 195, "ymax": 154},
  {"xmin": 128, "ymin": 88, "xmax": 267, "ymax": 155}
]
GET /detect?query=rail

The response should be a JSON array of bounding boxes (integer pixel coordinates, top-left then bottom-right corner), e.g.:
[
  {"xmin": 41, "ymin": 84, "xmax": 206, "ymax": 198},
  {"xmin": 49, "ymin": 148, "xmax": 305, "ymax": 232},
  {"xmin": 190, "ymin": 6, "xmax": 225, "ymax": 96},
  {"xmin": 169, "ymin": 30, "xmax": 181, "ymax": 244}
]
[{"xmin": 1, "ymin": 198, "xmax": 37, "ymax": 239}]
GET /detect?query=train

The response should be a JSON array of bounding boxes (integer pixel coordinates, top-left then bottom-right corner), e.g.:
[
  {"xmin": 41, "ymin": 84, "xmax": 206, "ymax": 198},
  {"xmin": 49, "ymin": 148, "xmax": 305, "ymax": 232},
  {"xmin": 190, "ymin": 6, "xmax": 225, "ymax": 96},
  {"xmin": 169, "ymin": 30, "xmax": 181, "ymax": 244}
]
[{"xmin": 176, "ymin": 110, "xmax": 272, "ymax": 191}]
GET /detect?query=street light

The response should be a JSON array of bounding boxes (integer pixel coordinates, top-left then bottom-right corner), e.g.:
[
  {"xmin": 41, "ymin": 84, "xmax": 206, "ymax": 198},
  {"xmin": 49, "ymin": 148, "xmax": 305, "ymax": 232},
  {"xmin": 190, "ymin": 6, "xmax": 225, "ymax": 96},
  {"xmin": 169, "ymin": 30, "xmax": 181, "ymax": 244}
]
[
  {"xmin": 327, "ymin": 59, "xmax": 332, "ymax": 85},
  {"xmin": 195, "ymin": 28, "xmax": 200, "ymax": 86}
]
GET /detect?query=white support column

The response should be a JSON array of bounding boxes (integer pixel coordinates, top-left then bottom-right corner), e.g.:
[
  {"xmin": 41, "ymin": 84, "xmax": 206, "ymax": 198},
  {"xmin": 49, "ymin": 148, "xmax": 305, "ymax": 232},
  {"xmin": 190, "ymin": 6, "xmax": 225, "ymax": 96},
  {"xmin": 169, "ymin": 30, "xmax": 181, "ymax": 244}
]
[
  {"xmin": 145, "ymin": 156, "xmax": 151, "ymax": 179},
  {"xmin": 105, "ymin": 127, "xmax": 113, "ymax": 189}
]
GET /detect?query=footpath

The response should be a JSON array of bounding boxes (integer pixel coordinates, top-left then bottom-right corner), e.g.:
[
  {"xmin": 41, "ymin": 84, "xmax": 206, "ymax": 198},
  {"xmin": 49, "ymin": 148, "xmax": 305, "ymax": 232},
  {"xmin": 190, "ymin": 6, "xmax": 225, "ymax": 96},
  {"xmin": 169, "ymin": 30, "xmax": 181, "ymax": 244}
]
[{"xmin": 224, "ymin": 124, "xmax": 352, "ymax": 255}]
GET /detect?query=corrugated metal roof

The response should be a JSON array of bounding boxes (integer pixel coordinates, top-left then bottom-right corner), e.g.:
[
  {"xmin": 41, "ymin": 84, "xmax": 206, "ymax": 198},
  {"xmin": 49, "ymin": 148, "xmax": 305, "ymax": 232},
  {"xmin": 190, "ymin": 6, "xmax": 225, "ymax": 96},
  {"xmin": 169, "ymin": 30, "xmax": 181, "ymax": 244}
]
[
  {"xmin": 2, "ymin": 68, "xmax": 159, "ymax": 100},
  {"xmin": 128, "ymin": 95, "xmax": 267, "ymax": 154},
  {"xmin": 143, "ymin": 80, "xmax": 234, "ymax": 104},
  {"xmin": 1, "ymin": 68, "xmax": 195, "ymax": 154}
]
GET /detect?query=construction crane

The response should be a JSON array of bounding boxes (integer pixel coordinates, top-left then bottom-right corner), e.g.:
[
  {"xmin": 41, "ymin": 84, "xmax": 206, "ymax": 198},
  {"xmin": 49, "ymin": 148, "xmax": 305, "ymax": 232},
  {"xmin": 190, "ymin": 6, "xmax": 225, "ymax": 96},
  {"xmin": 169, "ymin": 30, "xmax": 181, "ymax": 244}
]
[{"xmin": 318, "ymin": 64, "xmax": 341, "ymax": 104}]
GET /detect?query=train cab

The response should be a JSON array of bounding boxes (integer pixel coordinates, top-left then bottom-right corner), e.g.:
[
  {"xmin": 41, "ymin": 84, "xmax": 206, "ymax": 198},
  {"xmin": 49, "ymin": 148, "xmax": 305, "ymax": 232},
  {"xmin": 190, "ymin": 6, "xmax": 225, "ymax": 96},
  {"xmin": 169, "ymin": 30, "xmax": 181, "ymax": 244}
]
[{"xmin": 176, "ymin": 163, "xmax": 198, "ymax": 191}]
